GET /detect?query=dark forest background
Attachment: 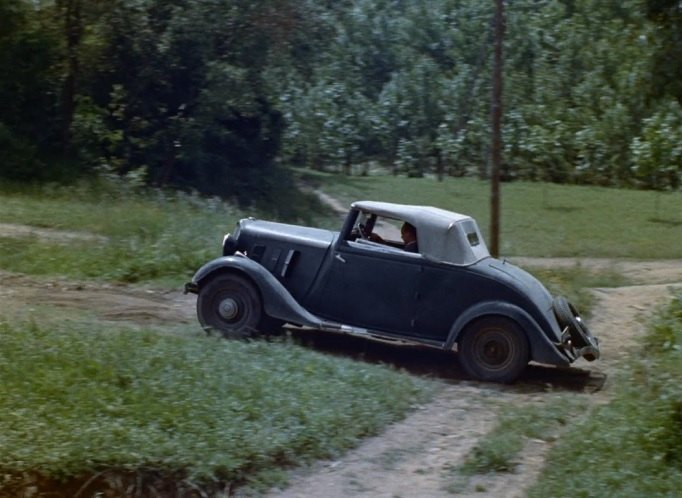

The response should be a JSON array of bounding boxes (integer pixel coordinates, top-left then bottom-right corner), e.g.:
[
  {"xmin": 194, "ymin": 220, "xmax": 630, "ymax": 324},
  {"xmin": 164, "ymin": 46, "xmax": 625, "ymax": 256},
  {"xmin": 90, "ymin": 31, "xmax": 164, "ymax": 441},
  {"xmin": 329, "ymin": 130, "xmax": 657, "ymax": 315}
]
[{"xmin": 1, "ymin": 0, "xmax": 681, "ymax": 209}]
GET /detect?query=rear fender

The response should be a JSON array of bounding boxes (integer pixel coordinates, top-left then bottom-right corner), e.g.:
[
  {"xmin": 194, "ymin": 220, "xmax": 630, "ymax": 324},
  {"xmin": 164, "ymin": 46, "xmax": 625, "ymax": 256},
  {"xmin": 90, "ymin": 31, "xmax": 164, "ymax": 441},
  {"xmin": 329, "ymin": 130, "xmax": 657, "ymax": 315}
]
[
  {"xmin": 189, "ymin": 256, "xmax": 323, "ymax": 328},
  {"xmin": 445, "ymin": 301, "xmax": 570, "ymax": 367}
]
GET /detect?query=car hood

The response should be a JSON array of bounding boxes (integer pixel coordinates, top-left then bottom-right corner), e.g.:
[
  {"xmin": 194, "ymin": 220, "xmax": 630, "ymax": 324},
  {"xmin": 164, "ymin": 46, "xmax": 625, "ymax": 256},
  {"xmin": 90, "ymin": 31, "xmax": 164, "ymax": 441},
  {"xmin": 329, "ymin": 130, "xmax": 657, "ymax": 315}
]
[{"xmin": 238, "ymin": 219, "xmax": 336, "ymax": 249}]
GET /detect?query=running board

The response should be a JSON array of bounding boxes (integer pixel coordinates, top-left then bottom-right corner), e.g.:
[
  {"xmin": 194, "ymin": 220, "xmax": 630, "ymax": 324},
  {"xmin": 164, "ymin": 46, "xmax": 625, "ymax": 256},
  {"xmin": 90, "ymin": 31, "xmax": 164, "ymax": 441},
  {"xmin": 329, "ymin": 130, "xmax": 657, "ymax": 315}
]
[{"xmin": 310, "ymin": 321, "xmax": 444, "ymax": 349}]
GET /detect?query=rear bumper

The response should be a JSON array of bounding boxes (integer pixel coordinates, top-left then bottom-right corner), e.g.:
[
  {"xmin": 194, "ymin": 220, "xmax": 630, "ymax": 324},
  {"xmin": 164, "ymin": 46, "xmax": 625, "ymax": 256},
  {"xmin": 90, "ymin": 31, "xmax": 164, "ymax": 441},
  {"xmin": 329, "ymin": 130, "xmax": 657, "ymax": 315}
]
[{"xmin": 556, "ymin": 326, "xmax": 600, "ymax": 362}]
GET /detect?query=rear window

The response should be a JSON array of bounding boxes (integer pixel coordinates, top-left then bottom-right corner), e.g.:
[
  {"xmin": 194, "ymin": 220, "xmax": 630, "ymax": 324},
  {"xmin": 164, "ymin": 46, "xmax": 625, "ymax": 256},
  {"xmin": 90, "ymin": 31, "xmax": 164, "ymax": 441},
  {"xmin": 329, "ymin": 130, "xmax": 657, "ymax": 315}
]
[{"xmin": 461, "ymin": 220, "xmax": 480, "ymax": 246}]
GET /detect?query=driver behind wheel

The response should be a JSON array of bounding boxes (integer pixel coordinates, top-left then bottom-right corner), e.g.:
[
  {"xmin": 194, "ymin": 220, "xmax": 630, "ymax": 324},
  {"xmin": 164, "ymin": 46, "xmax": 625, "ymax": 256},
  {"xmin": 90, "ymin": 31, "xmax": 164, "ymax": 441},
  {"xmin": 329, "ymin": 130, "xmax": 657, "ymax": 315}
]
[
  {"xmin": 400, "ymin": 222, "xmax": 418, "ymax": 253},
  {"xmin": 356, "ymin": 220, "xmax": 418, "ymax": 254}
]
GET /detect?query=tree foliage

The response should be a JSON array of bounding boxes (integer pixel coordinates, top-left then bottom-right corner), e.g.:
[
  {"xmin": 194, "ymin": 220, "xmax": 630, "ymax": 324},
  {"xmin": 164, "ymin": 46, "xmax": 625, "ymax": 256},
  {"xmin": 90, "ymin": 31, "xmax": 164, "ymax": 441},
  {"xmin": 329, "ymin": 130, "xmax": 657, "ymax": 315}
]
[{"xmin": 1, "ymin": 0, "xmax": 681, "ymax": 201}]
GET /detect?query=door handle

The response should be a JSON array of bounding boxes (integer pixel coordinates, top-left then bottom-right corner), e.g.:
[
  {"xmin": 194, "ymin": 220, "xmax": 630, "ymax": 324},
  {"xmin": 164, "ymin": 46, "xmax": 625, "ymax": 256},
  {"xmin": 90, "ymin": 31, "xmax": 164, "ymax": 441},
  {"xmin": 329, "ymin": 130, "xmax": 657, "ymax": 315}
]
[{"xmin": 335, "ymin": 253, "xmax": 346, "ymax": 263}]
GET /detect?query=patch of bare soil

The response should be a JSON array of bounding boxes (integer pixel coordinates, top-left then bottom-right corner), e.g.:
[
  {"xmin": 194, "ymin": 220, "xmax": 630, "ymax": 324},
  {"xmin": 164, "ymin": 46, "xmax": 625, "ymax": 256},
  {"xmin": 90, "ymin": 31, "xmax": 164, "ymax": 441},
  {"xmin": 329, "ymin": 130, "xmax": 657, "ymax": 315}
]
[{"xmin": 0, "ymin": 270, "xmax": 195, "ymax": 326}]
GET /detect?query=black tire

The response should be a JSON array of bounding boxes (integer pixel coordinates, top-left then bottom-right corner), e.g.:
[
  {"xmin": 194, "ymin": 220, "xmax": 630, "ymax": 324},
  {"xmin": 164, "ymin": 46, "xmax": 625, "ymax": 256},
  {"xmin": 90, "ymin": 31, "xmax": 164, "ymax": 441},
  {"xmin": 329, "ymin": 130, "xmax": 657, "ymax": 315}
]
[
  {"xmin": 553, "ymin": 296, "xmax": 594, "ymax": 349},
  {"xmin": 259, "ymin": 315, "xmax": 285, "ymax": 336},
  {"xmin": 197, "ymin": 274, "xmax": 262, "ymax": 339},
  {"xmin": 458, "ymin": 317, "xmax": 529, "ymax": 383}
]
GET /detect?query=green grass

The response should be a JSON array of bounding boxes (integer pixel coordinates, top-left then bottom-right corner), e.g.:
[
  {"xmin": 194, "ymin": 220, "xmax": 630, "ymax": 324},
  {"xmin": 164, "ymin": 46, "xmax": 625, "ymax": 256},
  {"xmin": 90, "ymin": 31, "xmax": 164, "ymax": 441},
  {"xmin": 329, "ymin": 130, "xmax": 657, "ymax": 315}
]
[
  {"xmin": 2, "ymin": 174, "xmax": 680, "ymax": 285},
  {"xmin": 526, "ymin": 290, "xmax": 682, "ymax": 497},
  {"xmin": 0, "ymin": 320, "xmax": 436, "ymax": 493},
  {"xmin": 1, "ymin": 173, "xmax": 680, "ymax": 495},
  {"xmin": 449, "ymin": 290, "xmax": 682, "ymax": 497},
  {"xmin": 304, "ymin": 172, "xmax": 682, "ymax": 259},
  {"xmin": 0, "ymin": 182, "xmax": 243, "ymax": 285},
  {"xmin": 456, "ymin": 397, "xmax": 588, "ymax": 477},
  {"xmin": 0, "ymin": 178, "xmax": 332, "ymax": 285}
]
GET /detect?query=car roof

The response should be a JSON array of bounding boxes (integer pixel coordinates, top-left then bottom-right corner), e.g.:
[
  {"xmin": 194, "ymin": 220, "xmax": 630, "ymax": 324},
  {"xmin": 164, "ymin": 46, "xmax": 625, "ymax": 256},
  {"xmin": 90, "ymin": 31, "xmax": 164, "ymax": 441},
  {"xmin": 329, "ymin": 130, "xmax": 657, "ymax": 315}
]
[{"xmin": 351, "ymin": 200, "xmax": 491, "ymax": 266}]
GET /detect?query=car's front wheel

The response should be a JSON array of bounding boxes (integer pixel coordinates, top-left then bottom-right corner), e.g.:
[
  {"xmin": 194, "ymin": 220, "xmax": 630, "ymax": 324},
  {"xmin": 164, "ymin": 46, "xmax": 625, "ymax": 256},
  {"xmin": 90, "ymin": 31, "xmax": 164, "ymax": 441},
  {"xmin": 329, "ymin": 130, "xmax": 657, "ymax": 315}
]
[
  {"xmin": 197, "ymin": 273, "xmax": 262, "ymax": 339},
  {"xmin": 458, "ymin": 317, "xmax": 529, "ymax": 383}
]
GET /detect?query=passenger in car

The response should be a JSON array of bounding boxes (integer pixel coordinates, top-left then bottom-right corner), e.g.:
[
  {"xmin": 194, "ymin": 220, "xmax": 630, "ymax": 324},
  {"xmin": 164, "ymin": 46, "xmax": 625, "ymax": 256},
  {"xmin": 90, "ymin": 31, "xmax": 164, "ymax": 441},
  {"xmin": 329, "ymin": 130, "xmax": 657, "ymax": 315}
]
[{"xmin": 401, "ymin": 222, "xmax": 419, "ymax": 253}]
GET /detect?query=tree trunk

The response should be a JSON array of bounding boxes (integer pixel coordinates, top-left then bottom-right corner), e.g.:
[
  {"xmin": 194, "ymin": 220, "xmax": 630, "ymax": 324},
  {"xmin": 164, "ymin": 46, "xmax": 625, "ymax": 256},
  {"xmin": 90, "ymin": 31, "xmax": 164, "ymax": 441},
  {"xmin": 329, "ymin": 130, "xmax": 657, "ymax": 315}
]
[
  {"xmin": 436, "ymin": 149, "xmax": 444, "ymax": 182},
  {"xmin": 343, "ymin": 152, "xmax": 352, "ymax": 175}
]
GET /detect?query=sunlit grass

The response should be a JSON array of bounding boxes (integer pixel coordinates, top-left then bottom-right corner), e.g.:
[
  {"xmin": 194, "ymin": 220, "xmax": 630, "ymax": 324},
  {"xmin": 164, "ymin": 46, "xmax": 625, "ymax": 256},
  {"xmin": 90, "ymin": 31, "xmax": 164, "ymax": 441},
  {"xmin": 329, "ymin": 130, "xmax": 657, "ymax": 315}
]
[
  {"xmin": 1, "ymin": 172, "xmax": 680, "ymax": 496},
  {"xmin": 0, "ymin": 177, "xmax": 335, "ymax": 284},
  {"xmin": 2, "ymin": 174, "xmax": 680, "ymax": 285}
]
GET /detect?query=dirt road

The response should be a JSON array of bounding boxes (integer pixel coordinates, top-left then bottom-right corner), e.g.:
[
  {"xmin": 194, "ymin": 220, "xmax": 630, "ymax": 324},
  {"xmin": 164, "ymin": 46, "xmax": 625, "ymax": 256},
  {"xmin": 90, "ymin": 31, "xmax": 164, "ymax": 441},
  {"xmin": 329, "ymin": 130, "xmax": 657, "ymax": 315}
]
[
  {"xmin": 262, "ymin": 258, "xmax": 682, "ymax": 498},
  {"xmin": 2, "ymin": 248, "xmax": 681, "ymax": 496}
]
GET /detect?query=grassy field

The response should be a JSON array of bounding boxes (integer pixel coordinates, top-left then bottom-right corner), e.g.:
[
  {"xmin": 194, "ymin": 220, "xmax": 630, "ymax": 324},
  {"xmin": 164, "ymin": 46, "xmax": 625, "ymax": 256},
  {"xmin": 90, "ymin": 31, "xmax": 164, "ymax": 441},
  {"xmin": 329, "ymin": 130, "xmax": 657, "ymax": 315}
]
[
  {"xmin": 0, "ymin": 179, "xmax": 436, "ymax": 495},
  {"xmin": 1, "ymin": 174, "xmax": 680, "ymax": 288},
  {"xmin": 0, "ymin": 178, "xmax": 330, "ymax": 285},
  {"xmin": 1, "ymin": 175, "xmax": 680, "ymax": 496},
  {"xmin": 302, "ymin": 171, "xmax": 682, "ymax": 259},
  {"xmin": 0, "ymin": 182, "xmax": 239, "ymax": 284}
]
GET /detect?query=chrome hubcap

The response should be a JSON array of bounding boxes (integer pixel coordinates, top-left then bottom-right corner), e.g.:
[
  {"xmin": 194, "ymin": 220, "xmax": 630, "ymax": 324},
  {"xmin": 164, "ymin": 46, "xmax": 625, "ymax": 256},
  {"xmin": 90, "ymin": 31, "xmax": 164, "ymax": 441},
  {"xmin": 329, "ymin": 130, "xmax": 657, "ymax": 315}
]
[{"xmin": 218, "ymin": 298, "xmax": 239, "ymax": 320}]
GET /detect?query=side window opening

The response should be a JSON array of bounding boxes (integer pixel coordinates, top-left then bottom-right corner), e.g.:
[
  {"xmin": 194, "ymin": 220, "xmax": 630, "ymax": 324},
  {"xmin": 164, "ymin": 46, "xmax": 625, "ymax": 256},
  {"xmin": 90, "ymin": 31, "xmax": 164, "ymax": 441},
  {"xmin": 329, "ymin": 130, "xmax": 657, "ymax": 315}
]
[{"xmin": 348, "ymin": 213, "xmax": 419, "ymax": 255}]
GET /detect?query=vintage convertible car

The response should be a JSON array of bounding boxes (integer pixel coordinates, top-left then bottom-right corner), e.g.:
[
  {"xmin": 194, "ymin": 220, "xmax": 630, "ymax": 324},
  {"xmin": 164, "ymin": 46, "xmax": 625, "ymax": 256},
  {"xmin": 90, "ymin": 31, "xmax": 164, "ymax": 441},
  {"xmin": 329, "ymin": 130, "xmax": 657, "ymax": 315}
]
[{"xmin": 185, "ymin": 201, "xmax": 599, "ymax": 383}]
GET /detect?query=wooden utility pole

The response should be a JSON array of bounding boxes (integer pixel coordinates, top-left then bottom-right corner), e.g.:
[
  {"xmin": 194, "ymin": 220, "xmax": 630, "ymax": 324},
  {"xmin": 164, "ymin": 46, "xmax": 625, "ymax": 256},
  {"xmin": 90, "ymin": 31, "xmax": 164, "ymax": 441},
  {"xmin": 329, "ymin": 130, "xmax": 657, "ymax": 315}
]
[
  {"xmin": 59, "ymin": 0, "xmax": 83, "ymax": 153},
  {"xmin": 490, "ymin": 0, "xmax": 504, "ymax": 258}
]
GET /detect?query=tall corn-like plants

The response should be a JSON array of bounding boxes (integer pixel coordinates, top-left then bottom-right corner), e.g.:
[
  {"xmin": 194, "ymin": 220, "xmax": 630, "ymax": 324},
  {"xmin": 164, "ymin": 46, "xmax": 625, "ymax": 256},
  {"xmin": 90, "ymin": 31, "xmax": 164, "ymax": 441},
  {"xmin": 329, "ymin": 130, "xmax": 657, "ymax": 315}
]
[{"xmin": 631, "ymin": 102, "xmax": 682, "ymax": 190}]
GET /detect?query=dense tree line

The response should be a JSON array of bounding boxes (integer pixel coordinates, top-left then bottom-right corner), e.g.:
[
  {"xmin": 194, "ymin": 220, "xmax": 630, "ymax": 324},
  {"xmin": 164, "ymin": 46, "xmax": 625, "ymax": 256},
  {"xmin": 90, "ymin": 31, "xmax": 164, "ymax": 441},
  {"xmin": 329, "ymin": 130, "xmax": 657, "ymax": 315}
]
[{"xmin": 1, "ymin": 0, "xmax": 680, "ymax": 206}]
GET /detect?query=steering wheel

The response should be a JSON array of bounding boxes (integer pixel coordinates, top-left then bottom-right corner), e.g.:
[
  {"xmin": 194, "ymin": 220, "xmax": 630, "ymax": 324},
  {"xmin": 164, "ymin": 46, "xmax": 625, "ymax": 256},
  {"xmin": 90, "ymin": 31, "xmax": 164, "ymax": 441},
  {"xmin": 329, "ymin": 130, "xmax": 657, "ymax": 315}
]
[{"xmin": 358, "ymin": 223, "xmax": 369, "ymax": 239}]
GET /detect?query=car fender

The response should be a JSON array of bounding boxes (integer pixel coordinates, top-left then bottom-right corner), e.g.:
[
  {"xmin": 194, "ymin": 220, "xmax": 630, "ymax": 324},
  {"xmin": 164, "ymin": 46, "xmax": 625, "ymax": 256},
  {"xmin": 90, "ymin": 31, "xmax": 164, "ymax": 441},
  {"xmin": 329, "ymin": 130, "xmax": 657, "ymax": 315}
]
[
  {"xmin": 445, "ymin": 301, "xmax": 569, "ymax": 367},
  {"xmin": 189, "ymin": 255, "xmax": 324, "ymax": 328}
]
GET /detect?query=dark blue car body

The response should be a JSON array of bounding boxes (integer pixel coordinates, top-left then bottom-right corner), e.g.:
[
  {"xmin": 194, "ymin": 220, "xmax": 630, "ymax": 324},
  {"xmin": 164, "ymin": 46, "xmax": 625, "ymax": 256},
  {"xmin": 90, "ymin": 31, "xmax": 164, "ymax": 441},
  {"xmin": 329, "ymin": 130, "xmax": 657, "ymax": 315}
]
[{"xmin": 186, "ymin": 201, "xmax": 599, "ymax": 382}]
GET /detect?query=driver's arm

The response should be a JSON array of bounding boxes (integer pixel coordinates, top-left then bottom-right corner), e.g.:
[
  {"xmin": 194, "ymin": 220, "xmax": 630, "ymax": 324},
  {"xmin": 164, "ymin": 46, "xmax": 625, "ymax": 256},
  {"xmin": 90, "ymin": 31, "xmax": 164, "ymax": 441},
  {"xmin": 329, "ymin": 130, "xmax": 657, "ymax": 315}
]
[{"xmin": 368, "ymin": 232, "xmax": 383, "ymax": 243}]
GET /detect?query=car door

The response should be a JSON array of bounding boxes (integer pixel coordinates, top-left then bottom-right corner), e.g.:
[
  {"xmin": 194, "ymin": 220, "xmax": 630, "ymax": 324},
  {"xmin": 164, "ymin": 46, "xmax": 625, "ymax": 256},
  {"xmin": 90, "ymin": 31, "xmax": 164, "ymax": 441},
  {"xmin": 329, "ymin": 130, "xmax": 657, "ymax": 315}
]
[
  {"xmin": 413, "ymin": 263, "xmax": 486, "ymax": 341},
  {"xmin": 306, "ymin": 240, "xmax": 423, "ymax": 335}
]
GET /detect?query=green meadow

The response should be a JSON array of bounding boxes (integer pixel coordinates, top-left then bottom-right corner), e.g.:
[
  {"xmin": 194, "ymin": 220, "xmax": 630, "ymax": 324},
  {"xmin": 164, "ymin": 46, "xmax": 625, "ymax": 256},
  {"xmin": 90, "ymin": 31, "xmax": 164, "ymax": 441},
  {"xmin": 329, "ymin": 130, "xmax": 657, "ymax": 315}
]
[
  {"xmin": 305, "ymin": 172, "xmax": 682, "ymax": 259},
  {"xmin": 0, "ymin": 175, "xmax": 680, "ymax": 495}
]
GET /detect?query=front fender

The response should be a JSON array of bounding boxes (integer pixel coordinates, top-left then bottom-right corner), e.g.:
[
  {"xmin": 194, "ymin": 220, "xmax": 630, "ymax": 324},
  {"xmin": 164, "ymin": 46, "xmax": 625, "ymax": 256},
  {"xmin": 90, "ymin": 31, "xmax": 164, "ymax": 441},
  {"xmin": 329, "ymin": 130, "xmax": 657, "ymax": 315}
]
[
  {"xmin": 187, "ymin": 255, "xmax": 324, "ymax": 328},
  {"xmin": 445, "ymin": 301, "xmax": 570, "ymax": 367}
]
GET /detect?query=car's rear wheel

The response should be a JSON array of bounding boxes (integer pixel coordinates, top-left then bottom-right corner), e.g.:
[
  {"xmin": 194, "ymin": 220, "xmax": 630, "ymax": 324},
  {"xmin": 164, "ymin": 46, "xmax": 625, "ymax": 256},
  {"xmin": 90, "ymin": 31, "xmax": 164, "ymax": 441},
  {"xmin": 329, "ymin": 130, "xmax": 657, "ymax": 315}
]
[
  {"xmin": 197, "ymin": 273, "xmax": 262, "ymax": 339},
  {"xmin": 553, "ymin": 296, "xmax": 598, "ymax": 360},
  {"xmin": 458, "ymin": 317, "xmax": 529, "ymax": 383}
]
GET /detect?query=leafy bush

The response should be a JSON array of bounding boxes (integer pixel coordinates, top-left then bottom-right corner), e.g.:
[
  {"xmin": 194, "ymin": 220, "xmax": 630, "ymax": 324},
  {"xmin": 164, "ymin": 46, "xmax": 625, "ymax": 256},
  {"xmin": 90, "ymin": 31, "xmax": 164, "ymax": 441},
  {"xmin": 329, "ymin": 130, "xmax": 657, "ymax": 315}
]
[{"xmin": 631, "ymin": 101, "xmax": 682, "ymax": 190}]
